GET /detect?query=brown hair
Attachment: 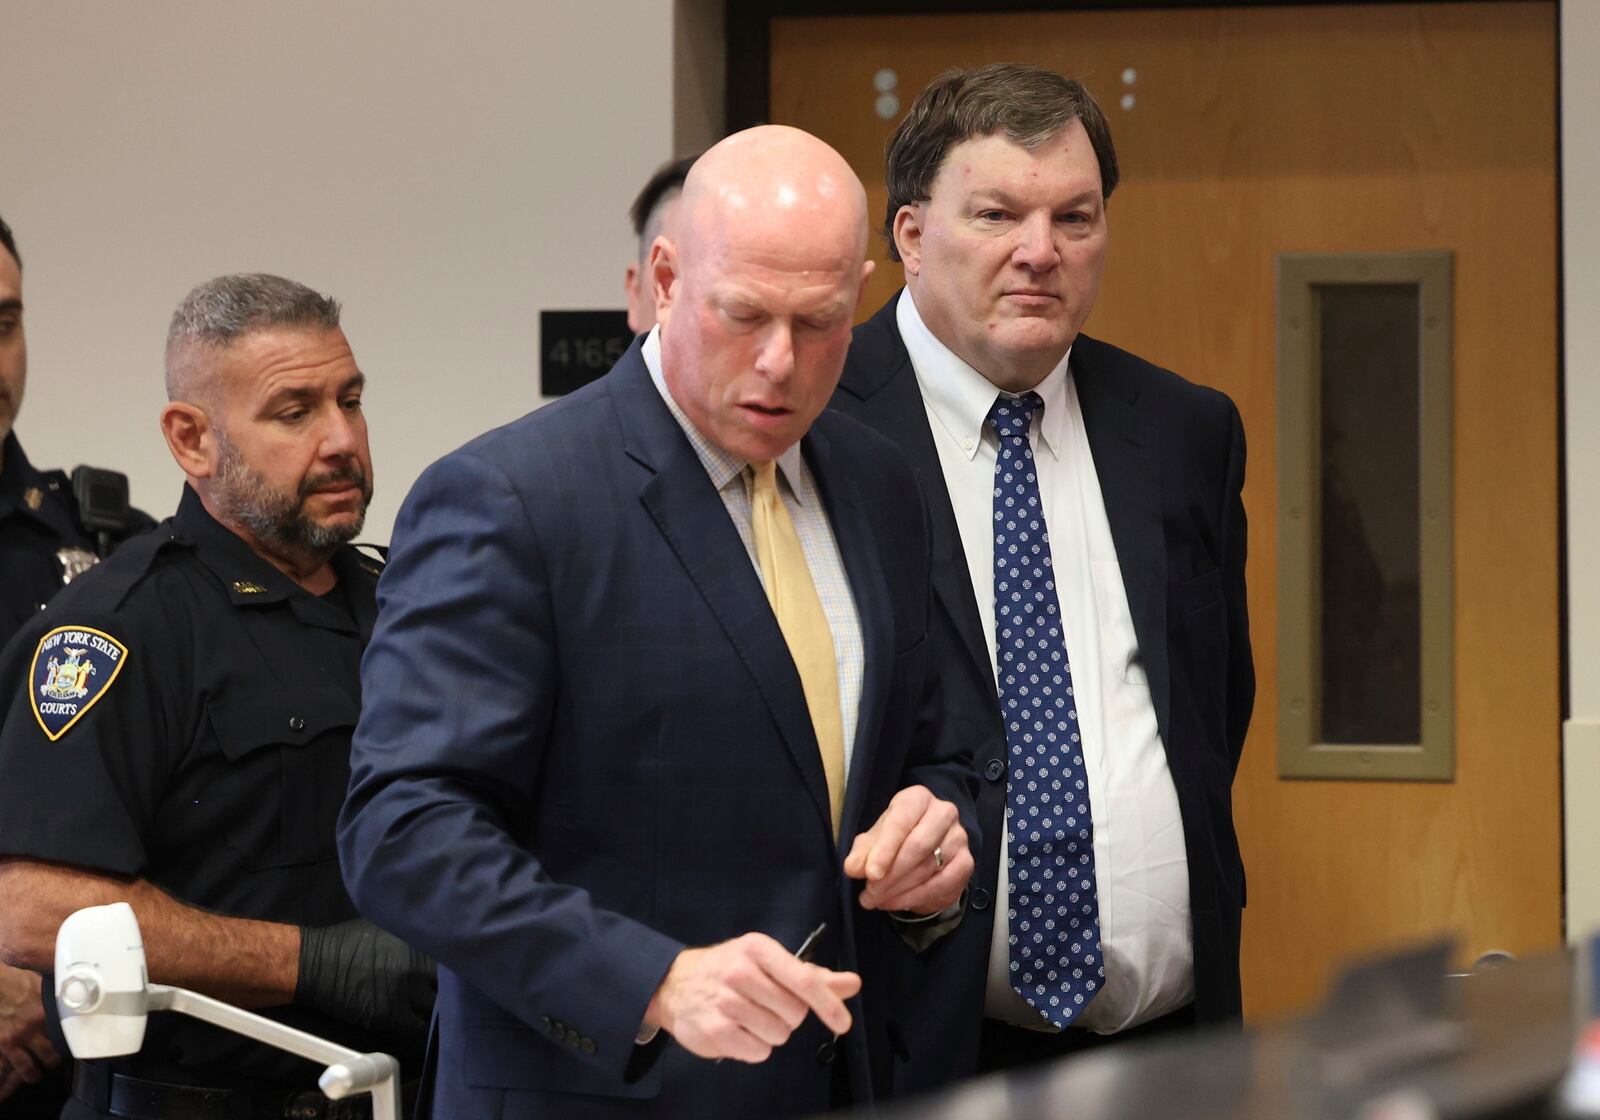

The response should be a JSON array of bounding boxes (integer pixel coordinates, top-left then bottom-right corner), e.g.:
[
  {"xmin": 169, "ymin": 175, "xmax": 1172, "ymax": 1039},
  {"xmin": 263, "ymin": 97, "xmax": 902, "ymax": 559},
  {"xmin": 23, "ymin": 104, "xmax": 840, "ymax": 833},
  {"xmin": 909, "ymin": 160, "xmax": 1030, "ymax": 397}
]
[{"xmin": 883, "ymin": 63, "xmax": 1119, "ymax": 261}]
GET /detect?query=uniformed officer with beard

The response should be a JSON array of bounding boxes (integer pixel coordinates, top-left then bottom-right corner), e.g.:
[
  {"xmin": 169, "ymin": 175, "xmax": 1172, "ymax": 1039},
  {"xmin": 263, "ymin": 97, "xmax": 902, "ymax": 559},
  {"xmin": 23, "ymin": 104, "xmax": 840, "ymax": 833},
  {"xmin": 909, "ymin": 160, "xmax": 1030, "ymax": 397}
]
[{"xmin": 0, "ymin": 273, "xmax": 432, "ymax": 1118}]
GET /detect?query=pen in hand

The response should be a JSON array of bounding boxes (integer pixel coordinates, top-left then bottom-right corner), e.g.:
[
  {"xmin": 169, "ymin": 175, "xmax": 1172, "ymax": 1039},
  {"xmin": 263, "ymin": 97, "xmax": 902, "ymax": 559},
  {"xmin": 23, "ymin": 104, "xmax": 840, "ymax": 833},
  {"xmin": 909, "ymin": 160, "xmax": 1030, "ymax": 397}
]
[
  {"xmin": 795, "ymin": 921, "xmax": 827, "ymax": 964},
  {"xmin": 711, "ymin": 922, "xmax": 832, "ymax": 1065},
  {"xmin": 794, "ymin": 922, "xmax": 845, "ymax": 1045}
]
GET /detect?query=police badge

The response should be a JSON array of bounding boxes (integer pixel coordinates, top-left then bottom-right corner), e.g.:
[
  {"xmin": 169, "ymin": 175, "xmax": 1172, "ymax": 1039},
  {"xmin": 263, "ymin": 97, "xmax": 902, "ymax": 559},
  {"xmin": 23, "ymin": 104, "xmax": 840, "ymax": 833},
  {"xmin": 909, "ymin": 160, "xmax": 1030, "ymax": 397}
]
[
  {"xmin": 55, "ymin": 546, "xmax": 100, "ymax": 585},
  {"xmin": 30, "ymin": 625, "xmax": 129, "ymax": 741}
]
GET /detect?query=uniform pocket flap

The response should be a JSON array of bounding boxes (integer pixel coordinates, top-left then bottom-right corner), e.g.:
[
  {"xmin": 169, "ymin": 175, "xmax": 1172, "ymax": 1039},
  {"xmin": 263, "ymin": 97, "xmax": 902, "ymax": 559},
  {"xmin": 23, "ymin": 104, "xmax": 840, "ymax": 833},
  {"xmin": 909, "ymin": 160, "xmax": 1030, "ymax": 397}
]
[{"xmin": 207, "ymin": 686, "xmax": 359, "ymax": 760}]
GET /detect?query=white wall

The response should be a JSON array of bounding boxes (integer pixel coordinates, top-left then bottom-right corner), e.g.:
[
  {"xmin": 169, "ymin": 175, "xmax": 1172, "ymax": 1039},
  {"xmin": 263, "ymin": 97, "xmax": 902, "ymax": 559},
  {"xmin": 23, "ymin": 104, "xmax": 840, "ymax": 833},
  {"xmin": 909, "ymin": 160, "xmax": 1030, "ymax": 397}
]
[
  {"xmin": 2, "ymin": 0, "xmax": 677, "ymax": 542},
  {"xmin": 1563, "ymin": 0, "xmax": 1600, "ymax": 939}
]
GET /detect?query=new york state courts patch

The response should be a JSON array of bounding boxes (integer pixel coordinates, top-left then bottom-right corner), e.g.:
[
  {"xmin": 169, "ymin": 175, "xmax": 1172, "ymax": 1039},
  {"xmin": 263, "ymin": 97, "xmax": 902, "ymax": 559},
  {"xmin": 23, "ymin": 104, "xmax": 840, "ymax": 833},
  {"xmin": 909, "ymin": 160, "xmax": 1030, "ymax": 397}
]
[{"xmin": 31, "ymin": 626, "xmax": 129, "ymax": 741}]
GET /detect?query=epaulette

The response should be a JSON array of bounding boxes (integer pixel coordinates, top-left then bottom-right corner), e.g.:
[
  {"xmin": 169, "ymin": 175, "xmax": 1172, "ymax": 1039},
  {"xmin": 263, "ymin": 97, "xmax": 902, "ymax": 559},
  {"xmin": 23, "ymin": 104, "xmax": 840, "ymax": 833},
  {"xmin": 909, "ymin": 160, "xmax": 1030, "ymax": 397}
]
[
  {"xmin": 80, "ymin": 527, "xmax": 195, "ymax": 611},
  {"xmin": 350, "ymin": 541, "xmax": 388, "ymax": 577},
  {"xmin": 30, "ymin": 468, "xmax": 76, "ymax": 516}
]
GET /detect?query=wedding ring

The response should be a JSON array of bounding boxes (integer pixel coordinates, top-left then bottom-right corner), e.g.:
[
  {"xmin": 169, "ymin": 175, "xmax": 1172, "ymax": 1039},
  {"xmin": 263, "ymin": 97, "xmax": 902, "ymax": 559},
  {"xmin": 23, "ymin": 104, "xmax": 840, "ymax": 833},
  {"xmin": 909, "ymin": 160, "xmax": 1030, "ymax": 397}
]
[{"xmin": 933, "ymin": 845, "xmax": 945, "ymax": 870}]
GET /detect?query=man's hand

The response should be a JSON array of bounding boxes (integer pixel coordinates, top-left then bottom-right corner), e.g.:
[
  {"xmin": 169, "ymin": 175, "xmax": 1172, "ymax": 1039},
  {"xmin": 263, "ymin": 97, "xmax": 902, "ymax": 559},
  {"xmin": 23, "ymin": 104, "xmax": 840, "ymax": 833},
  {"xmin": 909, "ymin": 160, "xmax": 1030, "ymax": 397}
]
[
  {"xmin": 643, "ymin": 934, "xmax": 860, "ymax": 1063},
  {"xmin": 844, "ymin": 785, "xmax": 971, "ymax": 914},
  {"xmin": 295, "ymin": 919, "xmax": 436, "ymax": 1037},
  {"xmin": 0, "ymin": 961, "xmax": 60, "ymax": 1102}
]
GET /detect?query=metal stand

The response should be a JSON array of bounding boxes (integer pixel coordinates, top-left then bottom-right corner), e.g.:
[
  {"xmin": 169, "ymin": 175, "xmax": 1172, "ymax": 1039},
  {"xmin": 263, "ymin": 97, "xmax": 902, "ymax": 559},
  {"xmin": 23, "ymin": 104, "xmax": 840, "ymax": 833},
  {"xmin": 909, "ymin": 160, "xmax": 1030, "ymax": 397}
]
[
  {"xmin": 141, "ymin": 985, "xmax": 400, "ymax": 1117},
  {"xmin": 56, "ymin": 903, "xmax": 402, "ymax": 1119}
]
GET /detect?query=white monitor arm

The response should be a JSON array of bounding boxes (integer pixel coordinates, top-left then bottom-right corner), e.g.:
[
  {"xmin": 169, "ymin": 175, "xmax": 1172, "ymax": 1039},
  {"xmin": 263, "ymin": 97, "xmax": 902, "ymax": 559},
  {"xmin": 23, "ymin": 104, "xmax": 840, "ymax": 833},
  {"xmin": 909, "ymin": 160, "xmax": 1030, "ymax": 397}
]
[{"xmin": 54, "ymin": 902, "xmax": 400, "ymax": 1119}]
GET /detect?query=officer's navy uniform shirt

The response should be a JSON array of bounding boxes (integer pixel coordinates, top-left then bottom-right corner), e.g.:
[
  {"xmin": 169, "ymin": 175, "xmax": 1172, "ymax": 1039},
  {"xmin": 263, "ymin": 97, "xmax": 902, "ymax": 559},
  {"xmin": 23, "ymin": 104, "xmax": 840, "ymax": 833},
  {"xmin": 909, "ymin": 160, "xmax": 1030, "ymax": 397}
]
[
  {"xmin": 0, "ymin": 484, "xmax": 399, "ymax": 1089},
  {"xmin": 0, "ymin": 433, "xmax": 116, "ymax": 652}
]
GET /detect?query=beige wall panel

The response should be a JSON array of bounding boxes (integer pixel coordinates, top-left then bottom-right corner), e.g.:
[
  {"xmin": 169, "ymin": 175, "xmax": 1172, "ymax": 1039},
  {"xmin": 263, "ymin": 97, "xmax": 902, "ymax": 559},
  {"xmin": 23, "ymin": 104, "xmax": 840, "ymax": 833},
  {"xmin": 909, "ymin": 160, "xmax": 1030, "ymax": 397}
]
[{"xmin": 2, "ymin": 0, "xmax": 678, "ymax": 542}]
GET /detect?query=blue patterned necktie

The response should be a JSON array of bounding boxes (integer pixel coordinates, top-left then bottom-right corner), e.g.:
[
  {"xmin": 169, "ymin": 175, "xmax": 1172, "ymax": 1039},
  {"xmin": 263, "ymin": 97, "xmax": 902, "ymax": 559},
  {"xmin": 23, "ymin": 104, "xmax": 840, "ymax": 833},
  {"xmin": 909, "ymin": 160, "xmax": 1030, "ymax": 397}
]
[{"xmin": 989, "ymin": 391, "xmax": 1103, "ymax": 1029}]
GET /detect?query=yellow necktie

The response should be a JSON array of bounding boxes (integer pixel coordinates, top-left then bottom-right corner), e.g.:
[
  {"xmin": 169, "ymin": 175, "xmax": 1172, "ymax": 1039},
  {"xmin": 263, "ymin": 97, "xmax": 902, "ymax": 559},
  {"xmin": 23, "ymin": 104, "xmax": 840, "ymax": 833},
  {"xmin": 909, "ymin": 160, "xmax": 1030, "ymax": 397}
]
[{"xmin": 749, "ymin": 460, "xmax": 845, "ymax": 835}]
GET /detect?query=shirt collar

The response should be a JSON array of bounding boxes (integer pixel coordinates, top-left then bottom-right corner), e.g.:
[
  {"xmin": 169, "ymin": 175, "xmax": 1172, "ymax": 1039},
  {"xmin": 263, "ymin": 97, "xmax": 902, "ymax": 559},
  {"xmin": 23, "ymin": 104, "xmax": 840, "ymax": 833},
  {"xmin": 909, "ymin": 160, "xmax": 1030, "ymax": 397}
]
[
  {"xmin": 0, "ymin": 431, "xmax": 44, "ymax": 517},
  {"xmin": 895, "ymin": 288, "xmax": 1073, "ymax": 461},
  {"xmin": 0, "ymin": 431, "xmax": 75, "ymax": 535},
  {"xmin": 642, "ymin": 326, "xmax": 809, "ymax": 501},
  {"xmin": 173, "ymin": 485, "xmax": 362, "ymax": 632}
]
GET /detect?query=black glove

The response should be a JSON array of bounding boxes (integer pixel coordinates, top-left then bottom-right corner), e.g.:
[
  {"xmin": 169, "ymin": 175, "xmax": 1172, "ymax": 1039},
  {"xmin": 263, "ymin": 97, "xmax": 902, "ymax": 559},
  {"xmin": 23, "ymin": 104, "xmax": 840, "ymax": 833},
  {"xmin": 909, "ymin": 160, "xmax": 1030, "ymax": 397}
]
[{"xmin": 295, "ymin": 919, "xmax": 436, "ymax": 1038}]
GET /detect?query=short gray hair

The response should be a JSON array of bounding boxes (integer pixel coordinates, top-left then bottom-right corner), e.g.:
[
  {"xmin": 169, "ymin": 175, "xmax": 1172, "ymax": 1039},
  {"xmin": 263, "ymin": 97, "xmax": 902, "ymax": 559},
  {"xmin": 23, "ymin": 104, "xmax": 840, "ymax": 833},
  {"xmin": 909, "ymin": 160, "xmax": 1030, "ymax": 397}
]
[{"xmin": 165, "ymin": 273, "xmax": 341, "ymax": 402}]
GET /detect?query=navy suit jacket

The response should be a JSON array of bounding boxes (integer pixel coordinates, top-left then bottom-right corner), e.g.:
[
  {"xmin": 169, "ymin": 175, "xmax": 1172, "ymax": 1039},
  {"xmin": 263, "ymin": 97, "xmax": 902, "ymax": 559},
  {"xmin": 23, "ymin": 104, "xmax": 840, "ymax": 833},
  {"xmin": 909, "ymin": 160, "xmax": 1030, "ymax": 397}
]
[
  {"xmin": 830, "ymin": 295, "xmax": 1254, "ymax": 1093},
  {"xmin": 338, "ymin": 340, "xmax": 979, "ymax": 1119}
]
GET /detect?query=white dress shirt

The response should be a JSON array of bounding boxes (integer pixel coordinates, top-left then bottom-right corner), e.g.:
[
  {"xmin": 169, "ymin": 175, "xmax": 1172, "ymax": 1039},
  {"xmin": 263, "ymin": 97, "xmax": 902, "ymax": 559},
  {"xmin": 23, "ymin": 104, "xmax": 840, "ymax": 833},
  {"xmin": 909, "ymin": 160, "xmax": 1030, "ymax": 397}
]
[{"xmin": 896, "ymin": 290, "xmax": 1193, "ymax": 1033}]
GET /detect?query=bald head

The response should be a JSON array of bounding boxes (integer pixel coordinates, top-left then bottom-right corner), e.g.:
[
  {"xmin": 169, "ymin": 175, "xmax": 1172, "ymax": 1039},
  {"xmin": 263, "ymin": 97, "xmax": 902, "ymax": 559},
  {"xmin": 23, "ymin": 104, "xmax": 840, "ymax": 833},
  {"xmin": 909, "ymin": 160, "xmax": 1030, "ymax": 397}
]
[
  {"xmin": 650, "ymin": 125, "xmax": 874, "ymax": 463},
  {"xmin": 674, "ymin": 125, "xmax": 870, "ymax": 275}
]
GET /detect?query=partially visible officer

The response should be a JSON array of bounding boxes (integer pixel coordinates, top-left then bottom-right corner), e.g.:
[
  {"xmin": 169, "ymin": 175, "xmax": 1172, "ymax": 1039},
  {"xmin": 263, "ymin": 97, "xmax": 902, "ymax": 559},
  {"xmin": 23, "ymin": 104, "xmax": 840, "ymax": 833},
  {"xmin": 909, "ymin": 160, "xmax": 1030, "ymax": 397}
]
[
  {"xmin": 0, "ymin": 213, "xmax": 154, "ymax": 1117},
  {"xmin": 623, "ymin": 153, "xmax": 697, "ymax": 334},
  {"xmin": 0, "ymin": 273, "xmax": 433, "ymax": 1119},
  {"xmin": 0, "ymin": 213, "xmax": 155, "ymax": 653}
]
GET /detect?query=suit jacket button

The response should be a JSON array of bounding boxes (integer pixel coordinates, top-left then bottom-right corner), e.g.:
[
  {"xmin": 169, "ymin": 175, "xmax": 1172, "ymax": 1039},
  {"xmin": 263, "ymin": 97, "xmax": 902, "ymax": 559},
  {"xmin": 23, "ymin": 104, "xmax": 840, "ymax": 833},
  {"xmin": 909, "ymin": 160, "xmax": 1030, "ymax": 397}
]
[
  {"xmin": 984, "ymin": 758, "xmax": 1005, "ymax": 782},
  {"xmin": 539, "ymin": 1016, "xmax": 552, "ymax": 1033},
  {"xmin": 552, "ymin": 1020, "xmax": 565, "ymax": 1036},
  {"xmin": 972, "ymin": 887, "xmax": 992, "ymax": 911},
  {"xmin": 289, "ymin": 716, "xmax": 306, "ymax": 732},
  {"xmin": 815, "ymin": 1039, "xmax": 837, "ymax": 1065},
  {"xmin": 566, "ymin": 1029, "xmax": 581, "ymax": 1047},
  {"xmin": 581, "ymin": 1037, "xmax": 597, "ymax": 1054}
]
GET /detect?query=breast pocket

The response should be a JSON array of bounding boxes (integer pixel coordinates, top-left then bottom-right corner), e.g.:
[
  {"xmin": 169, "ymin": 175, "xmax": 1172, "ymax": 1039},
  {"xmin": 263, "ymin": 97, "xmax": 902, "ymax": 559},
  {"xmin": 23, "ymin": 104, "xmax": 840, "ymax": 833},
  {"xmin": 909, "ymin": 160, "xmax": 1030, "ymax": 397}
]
[
  {"xmin": 206, "ymin": 686, "xmax": 359, "ymax": 868},
  {"xmin": 1175, "ymin": 567, "xmax": 1223, "ymax": 616},
  {"xmin": 1174, "ymin": 568, "xmax": 1227, "ymax": 700}
]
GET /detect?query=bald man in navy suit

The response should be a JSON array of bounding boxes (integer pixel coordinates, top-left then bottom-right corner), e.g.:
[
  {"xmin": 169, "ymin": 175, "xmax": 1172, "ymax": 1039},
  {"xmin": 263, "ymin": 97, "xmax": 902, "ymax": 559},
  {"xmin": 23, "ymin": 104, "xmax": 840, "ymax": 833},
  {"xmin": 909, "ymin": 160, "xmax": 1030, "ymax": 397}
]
[{"xmin": 339, "ymin": 125, "xmax": 980, "ymax": 1119}]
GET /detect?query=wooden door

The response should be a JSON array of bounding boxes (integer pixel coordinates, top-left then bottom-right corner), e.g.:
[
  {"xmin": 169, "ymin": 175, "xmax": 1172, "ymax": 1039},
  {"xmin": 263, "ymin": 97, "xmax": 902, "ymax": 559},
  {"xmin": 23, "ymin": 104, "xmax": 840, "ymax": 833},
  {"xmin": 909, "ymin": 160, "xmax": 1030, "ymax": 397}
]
[{"xmin": 771, "ymin": 2, "xmax": 1560, "ymax": 1020}]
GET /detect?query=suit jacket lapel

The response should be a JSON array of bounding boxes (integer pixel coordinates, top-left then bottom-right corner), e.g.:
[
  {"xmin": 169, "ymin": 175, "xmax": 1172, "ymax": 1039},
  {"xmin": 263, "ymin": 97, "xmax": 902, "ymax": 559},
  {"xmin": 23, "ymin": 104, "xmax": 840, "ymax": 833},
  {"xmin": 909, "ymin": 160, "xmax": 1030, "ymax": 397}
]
[
  {"xmin": 1072, "ymin": 337, "xmax": 1172, "ymax": 746},
  {"xmin": 837, "ymin": 298, "xmax": 996, "ymax": 697},
  {"xmin": 804, "ymin": 417, "xmax": 892, "ymax": 842},
  {"xmin": 610, "ymin": 346, "xmax": 835, "ymax": 835}
]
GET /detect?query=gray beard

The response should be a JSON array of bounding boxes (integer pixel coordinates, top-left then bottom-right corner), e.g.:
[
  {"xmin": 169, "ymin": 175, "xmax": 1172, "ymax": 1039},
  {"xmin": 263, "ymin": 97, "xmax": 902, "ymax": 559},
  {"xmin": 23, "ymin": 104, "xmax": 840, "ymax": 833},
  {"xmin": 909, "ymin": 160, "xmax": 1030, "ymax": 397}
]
[{"xmin": 212, "ymin": 430, "xmax": 367, "ymax": 559}]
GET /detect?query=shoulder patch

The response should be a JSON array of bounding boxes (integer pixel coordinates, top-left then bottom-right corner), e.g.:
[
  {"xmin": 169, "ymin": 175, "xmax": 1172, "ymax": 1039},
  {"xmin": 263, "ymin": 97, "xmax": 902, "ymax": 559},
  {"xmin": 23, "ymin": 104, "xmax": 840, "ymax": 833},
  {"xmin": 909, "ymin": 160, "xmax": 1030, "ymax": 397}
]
[{"xmin": 30, "ymin": 626, "xmax": 130, "ymax": 741}]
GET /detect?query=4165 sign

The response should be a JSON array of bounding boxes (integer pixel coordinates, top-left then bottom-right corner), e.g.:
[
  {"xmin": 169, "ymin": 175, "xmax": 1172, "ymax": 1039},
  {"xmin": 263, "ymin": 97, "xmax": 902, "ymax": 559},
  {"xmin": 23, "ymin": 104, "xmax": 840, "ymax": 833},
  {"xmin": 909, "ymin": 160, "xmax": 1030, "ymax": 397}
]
[{"xmin": 540, "ymin": 309, "xmax": 635, "ymax": 396}]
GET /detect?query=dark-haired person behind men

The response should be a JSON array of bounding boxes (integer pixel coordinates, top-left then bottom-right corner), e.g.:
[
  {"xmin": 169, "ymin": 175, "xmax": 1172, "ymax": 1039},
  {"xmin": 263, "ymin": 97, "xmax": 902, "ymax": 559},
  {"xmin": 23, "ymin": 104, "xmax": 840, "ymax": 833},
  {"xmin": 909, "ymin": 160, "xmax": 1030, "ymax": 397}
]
[
  {"xmin": 0, "ymin": 213, "xmax": 154, "ymax": 1117},
  {"xmin": 623, "ymin": 153, "xmax": 698, "ymax": 333},
  {"xmin": 0, "ymin": 273, "xmax": 432, "ymax": 1118},
  {"xmin": 831, "ymin": 63, "xmax": 1253, "ymax": 1089}
]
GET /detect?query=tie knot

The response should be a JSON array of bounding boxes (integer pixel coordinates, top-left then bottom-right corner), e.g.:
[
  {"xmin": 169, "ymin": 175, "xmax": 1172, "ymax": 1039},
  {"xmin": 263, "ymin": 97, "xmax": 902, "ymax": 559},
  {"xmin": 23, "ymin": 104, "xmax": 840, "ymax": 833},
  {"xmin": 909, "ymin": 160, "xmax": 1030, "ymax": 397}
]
[
  {"xmin": 987, "ymin": 391, "xmax": 1044, "ymax": 442},
  {"xmin": 750, "ymin": 459, "xmax": 779, "ymax": 493}
]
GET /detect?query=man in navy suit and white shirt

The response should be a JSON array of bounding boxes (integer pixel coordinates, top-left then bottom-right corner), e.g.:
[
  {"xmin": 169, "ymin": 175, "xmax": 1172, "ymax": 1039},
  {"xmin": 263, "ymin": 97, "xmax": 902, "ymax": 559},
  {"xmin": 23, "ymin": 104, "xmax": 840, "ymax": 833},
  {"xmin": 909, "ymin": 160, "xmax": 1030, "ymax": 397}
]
[
  {"xmin": 338, "ymin": 125, "xmax": 978, "ymax": 1118},
  {"xmin": 832, "ymin": 63, "xmax": 1255, "ymax": 1088}
]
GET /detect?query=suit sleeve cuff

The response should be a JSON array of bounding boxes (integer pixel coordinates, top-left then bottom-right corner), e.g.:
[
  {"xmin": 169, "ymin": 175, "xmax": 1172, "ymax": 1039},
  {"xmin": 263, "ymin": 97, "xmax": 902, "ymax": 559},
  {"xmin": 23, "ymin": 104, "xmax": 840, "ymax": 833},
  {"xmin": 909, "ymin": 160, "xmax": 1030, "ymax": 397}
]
[{"xmin": 890, "ymin": 891, "xmax": 967, "ymax": 952}]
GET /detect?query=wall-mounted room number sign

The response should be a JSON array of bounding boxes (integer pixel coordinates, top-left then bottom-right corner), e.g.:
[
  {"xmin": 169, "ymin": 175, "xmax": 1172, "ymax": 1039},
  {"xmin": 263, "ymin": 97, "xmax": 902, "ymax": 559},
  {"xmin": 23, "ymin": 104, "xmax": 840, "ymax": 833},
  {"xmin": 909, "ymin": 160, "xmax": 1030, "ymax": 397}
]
[{"xmin": 540, "ymin": 310, "xmax": 636, "ymax": 396}]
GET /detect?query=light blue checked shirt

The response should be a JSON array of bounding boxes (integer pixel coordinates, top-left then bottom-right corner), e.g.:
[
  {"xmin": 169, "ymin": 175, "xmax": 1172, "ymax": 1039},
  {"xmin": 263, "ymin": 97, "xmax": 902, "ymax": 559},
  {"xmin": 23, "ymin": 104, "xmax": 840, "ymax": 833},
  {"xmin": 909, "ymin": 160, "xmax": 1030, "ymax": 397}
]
[{"xmin": 643, "ymin": 328, "xmax": 865, "ymax": 777}]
